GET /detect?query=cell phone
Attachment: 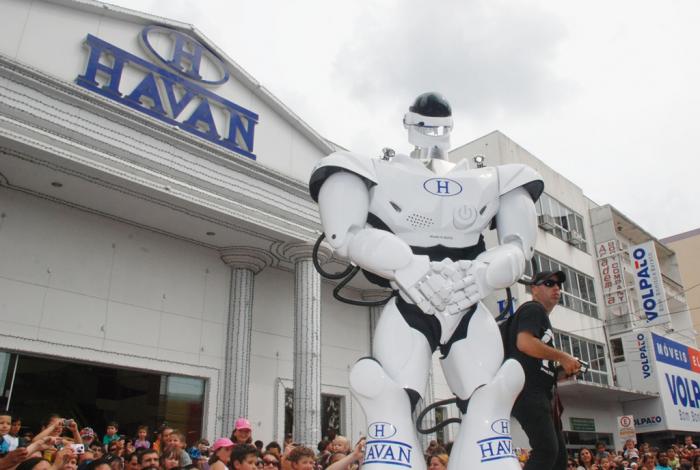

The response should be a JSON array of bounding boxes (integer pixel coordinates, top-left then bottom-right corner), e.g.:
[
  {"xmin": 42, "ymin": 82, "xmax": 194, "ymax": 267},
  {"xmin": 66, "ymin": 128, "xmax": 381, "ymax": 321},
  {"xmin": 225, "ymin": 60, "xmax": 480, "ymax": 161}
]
[
  {"xmin": 71, "ymin": 444, "xmax": 85, "ymax": 454},
  {"xmin": 17, "ymin": 437, "xmax": 30, "ymax": 448},
  {"xmin": 62, "ymin": 419, "xmax": 74, "ymax": 427}
]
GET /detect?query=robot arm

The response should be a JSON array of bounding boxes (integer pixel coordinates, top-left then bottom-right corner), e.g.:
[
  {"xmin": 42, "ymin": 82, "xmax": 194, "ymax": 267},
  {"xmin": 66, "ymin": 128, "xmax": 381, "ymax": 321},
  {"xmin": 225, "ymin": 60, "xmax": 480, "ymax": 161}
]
[
  {"xmin": 474, "ymin": 185, "xmax": 537, "ymax": 289},
  {"xmin": 317, "ymin": 171, "xmax": 449, "ymax": 313}
]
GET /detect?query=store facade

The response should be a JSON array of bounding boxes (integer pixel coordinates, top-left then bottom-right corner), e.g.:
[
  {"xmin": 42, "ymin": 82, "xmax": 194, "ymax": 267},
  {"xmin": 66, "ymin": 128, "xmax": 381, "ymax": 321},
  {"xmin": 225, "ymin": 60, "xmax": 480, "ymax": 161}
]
[{"xmin": 0, "ymin": 0, "xmax": 372, "ymax": 446}]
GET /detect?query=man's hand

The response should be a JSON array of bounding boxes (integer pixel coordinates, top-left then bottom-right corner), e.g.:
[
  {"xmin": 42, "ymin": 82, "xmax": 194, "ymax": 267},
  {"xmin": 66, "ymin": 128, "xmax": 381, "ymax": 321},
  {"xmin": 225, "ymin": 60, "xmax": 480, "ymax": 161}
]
[
  {"xmin": 559, "ymin": 354, "xmax": 582, "ymax": 376},
  {"xmin": 351, "ymin": 438, "xmax": 366, "ymax": 462},
  {"xmin": 0, "ymin": 448, "xmax": 29, "ymax": 470}
]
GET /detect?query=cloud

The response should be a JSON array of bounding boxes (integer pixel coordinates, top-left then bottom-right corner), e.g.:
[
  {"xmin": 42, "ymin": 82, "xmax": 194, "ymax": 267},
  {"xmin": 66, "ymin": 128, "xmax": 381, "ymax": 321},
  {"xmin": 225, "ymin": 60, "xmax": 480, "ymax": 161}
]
[{"xmin": 334, "ymin": 0, "xmax": 573, "ymax": 119}]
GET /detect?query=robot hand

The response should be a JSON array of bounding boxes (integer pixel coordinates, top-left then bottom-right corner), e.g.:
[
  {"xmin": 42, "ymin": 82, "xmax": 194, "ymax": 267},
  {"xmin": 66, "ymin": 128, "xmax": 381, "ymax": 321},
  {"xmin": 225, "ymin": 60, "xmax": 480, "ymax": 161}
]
[
  {"xmin": 447, "ymin": 259, "xmax": 492, "ymax": 313},
  {"xmin": 422, "ymin": 259, "xmax": 486, "ymax": 316},
  {"xmin": 394, "ymin": 256, "xmax": 457, "ymax": 315}
]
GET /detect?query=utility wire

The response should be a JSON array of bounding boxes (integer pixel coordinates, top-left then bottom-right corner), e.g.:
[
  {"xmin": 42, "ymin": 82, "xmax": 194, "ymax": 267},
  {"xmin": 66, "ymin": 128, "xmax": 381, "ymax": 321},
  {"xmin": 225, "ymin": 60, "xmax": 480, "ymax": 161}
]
[{"xmin": 552, "ymin": 280, "xmax": 700, "ymax": 335}]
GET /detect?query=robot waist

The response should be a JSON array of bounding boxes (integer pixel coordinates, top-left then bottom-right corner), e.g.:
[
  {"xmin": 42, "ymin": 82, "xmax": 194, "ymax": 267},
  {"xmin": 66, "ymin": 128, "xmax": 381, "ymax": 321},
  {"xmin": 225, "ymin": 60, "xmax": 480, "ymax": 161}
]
[{"xmin": 395, "ymin": 296, "xmax": 477, "ymax": 356}]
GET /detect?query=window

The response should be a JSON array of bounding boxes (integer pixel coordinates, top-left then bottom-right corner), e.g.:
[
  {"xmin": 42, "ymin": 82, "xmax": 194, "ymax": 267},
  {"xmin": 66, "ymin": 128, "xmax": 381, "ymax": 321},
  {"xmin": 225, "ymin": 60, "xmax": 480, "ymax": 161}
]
[
  {"xmin": 554, "ymin": 332, "xmax": 609, "ymax": 385},
  {"xmin": 536, "ymin": 193, "xmax": 588, "ymax": 253},
  {"xmin": 0, "ymin": 352, "xmax": 205, "ymax": 444},
  {"xmin": 526, "ymin": 252, "xmax": 598, "ymax": 318},
  {"xmin": 322, "ymin": 395, "xmax": 343, "ymax": 438},
  {"xmin": 285, "ymin": 390, "xmax": 344, "ymax": 440},
  {"xmin": 610, "ymin": 338, "xmax": 625, "ymax": 363},
  {"xmin": 435, "ymin": 406, "xmax": 447, "ymax": 445}
]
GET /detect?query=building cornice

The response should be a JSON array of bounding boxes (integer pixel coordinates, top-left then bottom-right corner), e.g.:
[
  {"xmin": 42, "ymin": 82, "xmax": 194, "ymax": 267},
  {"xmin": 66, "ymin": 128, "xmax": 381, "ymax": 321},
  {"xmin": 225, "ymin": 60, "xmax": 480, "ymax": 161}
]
[{"xmin": 0, "ymin": 54, "xmax": 323, "ymax": 242}]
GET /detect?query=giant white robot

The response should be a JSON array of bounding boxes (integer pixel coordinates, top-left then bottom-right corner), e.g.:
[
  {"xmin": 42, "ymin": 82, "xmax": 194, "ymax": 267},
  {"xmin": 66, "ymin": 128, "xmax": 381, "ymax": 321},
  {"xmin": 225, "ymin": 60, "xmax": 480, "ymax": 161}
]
[{"xmin": 308, "ymin": 93, "xmax": 543, "ymax": 469}]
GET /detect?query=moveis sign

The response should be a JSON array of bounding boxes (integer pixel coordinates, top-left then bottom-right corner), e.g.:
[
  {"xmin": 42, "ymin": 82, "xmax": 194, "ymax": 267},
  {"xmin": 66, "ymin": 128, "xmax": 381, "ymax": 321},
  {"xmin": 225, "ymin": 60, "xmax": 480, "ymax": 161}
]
[
  {"xmin": 76, "ymin": 26, "xmax": 258, "ymax": 160},
  {"xmin": 653, "ymin": 333, "xmax": 700, "ymax": 411}
]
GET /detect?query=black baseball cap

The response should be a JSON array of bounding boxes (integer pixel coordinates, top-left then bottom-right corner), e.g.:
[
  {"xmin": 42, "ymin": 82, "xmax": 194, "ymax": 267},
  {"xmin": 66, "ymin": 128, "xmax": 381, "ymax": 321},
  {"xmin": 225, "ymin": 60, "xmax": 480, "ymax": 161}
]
[{"xmin": 530, "ymin": 270, "xmax": 566, "ymax": 285}]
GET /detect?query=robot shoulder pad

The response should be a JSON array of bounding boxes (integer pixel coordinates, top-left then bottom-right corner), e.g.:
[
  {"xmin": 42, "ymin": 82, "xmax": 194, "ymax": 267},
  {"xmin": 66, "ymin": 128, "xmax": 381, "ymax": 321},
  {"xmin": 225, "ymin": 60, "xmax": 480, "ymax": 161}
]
[
  {"xmin": 497, "ymin": 164, "xmax": 544, "ymax": 202},
  {"xmin": 308, "ymin": 151, "xmax": 378, "ymax": 202}
]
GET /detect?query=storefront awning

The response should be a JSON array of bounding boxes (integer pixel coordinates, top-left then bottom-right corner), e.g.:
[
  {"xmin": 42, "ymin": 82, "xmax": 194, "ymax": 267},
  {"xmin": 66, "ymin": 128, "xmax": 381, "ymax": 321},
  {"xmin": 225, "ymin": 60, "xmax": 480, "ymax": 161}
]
[{"xmin": 557, "ymin": 380, "xmax": 659, "ymax": 404}]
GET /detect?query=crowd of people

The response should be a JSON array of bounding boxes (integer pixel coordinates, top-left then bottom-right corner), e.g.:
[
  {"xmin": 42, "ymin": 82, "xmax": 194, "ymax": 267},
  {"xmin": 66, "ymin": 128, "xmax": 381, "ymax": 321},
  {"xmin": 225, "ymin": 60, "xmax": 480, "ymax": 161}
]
[
  {"xmin": 2, "ymin": 410, "xmax": 700, "ymax": 470},
  {"xmin": 560, "ymin": 437, "xmax": 700, "ymax": 470}
]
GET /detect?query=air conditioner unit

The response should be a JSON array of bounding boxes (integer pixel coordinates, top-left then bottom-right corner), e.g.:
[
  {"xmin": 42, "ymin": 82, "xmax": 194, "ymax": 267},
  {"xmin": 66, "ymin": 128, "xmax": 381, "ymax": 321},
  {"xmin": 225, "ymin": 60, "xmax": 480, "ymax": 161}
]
[
  {"xmin": 538, "ymin": 214, "xmax": 556, "ymax": 232},
  {"xmin": 567, "ymin": 230, "xmax": 585, "ymax": 247}
]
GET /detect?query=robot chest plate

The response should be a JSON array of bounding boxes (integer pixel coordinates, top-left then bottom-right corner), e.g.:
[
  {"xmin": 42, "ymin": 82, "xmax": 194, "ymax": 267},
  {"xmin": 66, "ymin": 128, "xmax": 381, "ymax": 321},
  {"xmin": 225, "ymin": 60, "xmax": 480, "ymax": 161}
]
[{"xmin": 368, "ymin": 160, "xmax": 500, "ymax": 247}]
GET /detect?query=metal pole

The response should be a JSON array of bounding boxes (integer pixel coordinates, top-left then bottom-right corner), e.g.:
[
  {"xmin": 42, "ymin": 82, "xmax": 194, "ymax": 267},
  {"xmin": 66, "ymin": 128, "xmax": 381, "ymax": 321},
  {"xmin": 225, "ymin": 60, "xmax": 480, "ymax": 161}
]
[{"xmin": 5, "ymin": 355, "xmax": 19, "ymax": 411}]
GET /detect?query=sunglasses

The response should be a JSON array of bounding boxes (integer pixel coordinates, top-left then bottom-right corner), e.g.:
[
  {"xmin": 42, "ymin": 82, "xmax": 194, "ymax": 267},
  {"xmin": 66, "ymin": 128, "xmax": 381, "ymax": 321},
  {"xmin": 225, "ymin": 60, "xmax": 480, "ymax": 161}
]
[
  {"xmin": 538, "ymin": 279, "xmax": 562, "ymax": 288},
  {"xmin": 262, "ymin": 460, "xmax": 280, "ymax": 468}
]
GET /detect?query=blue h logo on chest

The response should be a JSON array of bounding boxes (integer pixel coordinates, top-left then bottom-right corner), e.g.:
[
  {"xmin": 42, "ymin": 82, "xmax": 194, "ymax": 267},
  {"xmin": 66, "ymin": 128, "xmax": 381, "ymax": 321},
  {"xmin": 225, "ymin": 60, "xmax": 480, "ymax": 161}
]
[
  {"xmin": 436, "ymin": 180, "xmax": 450, "ymax": 194},
  {"xmin": 423, "ymin": 177, "xmax": 463, "ymax": 197}
]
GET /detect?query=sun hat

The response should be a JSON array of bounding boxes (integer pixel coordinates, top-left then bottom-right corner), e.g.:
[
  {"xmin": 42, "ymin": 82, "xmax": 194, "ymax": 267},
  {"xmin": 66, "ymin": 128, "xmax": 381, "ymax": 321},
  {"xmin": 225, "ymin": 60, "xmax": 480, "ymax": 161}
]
[
  {"xmin": 211, "ymin": 438, "xmax": 235, "ymax": 452},
  {"xmin": 234, "ymin": 418, "xmax": 252, "ymax": 431}
]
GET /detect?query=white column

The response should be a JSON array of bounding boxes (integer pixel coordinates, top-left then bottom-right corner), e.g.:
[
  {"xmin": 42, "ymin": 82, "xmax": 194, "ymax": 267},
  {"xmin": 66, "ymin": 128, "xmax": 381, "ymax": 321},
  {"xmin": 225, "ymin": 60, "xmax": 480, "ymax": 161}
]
[
  {"xmin": 278, "ymin": 242, "xmax": 330, "ymax": 448},
  {"xmin": 220, "ymin": 247, "xmax": 272, "ymax": 438}
]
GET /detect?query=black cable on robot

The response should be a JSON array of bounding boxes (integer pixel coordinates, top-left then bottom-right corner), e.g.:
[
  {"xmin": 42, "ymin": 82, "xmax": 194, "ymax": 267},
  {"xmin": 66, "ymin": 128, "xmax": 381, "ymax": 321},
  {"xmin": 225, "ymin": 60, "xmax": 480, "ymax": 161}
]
[{"xmin": 312, "ymin": 233, "xmax": 396, "ymax": 307}]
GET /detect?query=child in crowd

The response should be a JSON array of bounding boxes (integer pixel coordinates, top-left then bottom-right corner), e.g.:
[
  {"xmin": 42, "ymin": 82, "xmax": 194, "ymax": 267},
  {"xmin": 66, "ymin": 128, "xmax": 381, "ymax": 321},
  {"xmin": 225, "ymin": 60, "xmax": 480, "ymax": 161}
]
[
  {"xmin": 134, "ymin": 426, "xmax": 150, "ymax": 450},
  {"xmin": 0, "ymin": 412, "xmax": 18, "ymax": 454},
  {"xmin": 10, "ymin": 418, "xmax": 21, "ymax": 438},
  {"xmin": 167, "ymin": 430, "xmax": 192, "ymax": 466},
  {"xmin": 102, "ymin": 422, "xmax": 120, "ymax": 448},
  {"xmin": 329, "ymin": 436, "xmax": 349, "ymax": 455}
]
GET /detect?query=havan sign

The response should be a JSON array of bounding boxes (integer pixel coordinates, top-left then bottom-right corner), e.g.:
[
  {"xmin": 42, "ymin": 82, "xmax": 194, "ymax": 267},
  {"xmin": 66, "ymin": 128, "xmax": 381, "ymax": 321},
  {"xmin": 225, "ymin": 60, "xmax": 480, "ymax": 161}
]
[{"xmin": 76, "ymin": 26, "xmax": 258, "ymax": 160}]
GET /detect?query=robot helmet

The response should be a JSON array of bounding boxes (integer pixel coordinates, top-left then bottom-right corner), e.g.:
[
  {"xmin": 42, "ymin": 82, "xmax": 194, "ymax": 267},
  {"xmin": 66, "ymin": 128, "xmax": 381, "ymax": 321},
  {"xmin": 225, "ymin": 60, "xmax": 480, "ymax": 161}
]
[{"xmin": 403, "ymin": 92, "xmax": 454, "ymax": 157}]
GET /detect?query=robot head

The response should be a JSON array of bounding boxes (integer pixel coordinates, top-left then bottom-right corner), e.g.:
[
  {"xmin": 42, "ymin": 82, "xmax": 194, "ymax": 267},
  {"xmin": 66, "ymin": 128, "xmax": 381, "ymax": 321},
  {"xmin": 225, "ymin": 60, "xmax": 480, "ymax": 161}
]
[{"xmin": 403, "ymin": 92, "xmax": 453, "ymax": 160}]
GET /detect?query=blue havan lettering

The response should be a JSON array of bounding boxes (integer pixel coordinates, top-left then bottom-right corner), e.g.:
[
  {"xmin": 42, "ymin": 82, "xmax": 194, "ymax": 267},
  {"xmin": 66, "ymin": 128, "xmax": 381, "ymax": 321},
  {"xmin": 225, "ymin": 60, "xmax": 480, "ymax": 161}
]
[
  {"xmin": 76, "ymin": 33, "xmax": 258, "ymax": 160},
  {"xmin": 364, "ymin": 440, "xmax": 412, "ymax": 468},
  {"xmin": 477, "ymin": 436, "xmax": 516, "ymax": 463}
]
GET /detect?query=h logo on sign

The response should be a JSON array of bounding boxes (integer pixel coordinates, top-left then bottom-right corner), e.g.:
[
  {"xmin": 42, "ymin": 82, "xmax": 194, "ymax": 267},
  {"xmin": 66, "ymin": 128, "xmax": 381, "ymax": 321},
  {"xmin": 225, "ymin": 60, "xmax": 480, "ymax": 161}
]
[{"xmin": 169, "ymin": 34, "xmax": 204, "ymax": 80}]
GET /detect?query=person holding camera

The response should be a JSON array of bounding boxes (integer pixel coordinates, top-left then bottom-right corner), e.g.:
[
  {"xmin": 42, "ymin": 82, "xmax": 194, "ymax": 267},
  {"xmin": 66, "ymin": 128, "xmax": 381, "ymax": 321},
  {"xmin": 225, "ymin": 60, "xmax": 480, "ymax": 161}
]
[{"xmin": 505, "ymin": 270, "xmax": 582, "ymax": 470}]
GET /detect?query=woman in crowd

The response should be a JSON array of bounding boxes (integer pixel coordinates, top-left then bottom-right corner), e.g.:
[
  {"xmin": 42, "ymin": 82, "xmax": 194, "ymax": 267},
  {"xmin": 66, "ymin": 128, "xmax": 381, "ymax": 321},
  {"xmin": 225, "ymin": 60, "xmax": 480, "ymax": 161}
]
[
  {"xmin": 260, "ymin": 452, "xmax": 280, "ymax": 470},
  {"xmin": 160, "ymin": 447, "xmax": 181, "ymax": 470},
  {"xmin": 230, "ymin": 420, "xmax": 252, "ymax": 447},
  {"xmin": 208, "ymin": 438, "xmax": 235, "ymax": 470},
  {"xmin": 427, "ymin": 453, "xmax": 448, "ymax": 470},
  {"xmin": 577, "ymin": 448, "xmax": 595, "ymax": 470},
  {"xmin": 639, "ymin": 452, "xmax": 656, "ymax": 470}
]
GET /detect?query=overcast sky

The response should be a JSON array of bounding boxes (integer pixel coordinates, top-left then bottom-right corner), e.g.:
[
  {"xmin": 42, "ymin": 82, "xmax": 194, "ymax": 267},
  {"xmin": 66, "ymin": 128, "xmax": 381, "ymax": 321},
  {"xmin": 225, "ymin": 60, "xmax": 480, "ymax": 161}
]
[{"xmin": 108, "ymin": 0, "xmax": 700, "ymax": 239}]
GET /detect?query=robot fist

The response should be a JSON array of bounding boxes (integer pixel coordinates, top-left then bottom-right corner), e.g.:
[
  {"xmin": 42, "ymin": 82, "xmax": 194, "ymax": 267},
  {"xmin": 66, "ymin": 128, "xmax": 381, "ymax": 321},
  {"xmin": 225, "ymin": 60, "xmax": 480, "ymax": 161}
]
[
  {"xmin": 394, "ymin": 257, "xmax": 465, "ymax": 315},
  {"xmin": 449, "ymin": 260, "xmax": 492, "ymax": 310}
]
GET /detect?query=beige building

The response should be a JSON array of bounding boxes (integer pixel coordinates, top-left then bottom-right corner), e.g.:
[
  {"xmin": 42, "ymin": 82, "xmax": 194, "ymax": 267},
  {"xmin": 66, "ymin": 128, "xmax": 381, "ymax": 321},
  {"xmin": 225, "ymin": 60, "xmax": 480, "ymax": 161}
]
[{"xmin": 661, "ymin": 228, "xmax": 700, "ymax": 346}]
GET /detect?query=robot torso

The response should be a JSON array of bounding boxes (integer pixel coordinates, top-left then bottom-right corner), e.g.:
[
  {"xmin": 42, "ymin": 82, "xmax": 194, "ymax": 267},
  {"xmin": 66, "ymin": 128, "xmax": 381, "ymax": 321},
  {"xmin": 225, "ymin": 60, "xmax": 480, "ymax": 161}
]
[{"xmin": 368, "ymin": 154, "xmax": 499, "ymax": 251}]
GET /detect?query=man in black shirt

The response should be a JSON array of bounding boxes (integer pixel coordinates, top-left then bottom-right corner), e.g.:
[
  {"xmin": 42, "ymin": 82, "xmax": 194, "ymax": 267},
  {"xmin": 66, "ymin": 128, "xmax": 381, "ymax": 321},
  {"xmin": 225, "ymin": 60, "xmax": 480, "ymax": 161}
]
[{"xmin": 508, "ymin": 270, "xmax": 581, "ymax": 470}]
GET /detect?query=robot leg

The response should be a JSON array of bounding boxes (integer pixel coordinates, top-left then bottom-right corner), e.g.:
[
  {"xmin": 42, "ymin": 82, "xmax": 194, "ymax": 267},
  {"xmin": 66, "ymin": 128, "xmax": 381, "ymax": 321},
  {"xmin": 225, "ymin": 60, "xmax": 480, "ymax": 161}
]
[
  {"xmin": 350, "ymin": 300, "xmax": 432, "ymax": 470},
  {"xmin": 439, "ymin": 304, "xmax": 524, "ymax": 469}
]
